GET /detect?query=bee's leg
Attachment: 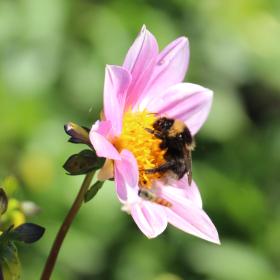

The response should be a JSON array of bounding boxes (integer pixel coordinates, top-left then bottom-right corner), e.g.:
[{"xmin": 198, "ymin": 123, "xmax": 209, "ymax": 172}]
[
  {"xmin": 144, "ymin": 128, "xmax": 154, "ymax": 134},
  {"xmin": 144, "ymin": 128, "xmax": 164, "ymax": 139},
  {"xmin": 159, "ymin": 140, "xmax": 167, "ymax": 149},
  {"xmin": 145, "ymin": 128, "xmax": 167, "ymax": 148},
  {"xmin": 145, "ymin": 160, "xmax": 176, "ymax": 174}
]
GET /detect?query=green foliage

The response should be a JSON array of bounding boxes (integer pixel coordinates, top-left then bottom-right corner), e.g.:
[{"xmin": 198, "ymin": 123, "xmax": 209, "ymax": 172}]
[
  {"xmin": 63, "ymin": 150, "xmax": 105, "ymax": 175},
  {"xmin": 0, "ymin": 223, "xmax": 45, "ymax": 279},
  {"xmin": 84, "ymin": 181, "xmax": 105, "ymax": 203},
  {"xmin": 0, "ymin": 188, "xmax": 44, "ymax": 279},
  {"xmin": 10, "ymin": 223, "xmax": 45, "ymax": 244},
  {"xmin": 185, "ymin": 240, "xmax": 279, "ymax": 280},
  {"xmin": 1, "ymin": 242, "xmax": 21, "ymax": 280}
]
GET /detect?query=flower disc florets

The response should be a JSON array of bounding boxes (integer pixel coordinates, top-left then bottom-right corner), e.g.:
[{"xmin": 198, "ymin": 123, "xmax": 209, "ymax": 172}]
[{"xmin": 114, "ymin": 111, "xmax": 165, "ymax": 188}]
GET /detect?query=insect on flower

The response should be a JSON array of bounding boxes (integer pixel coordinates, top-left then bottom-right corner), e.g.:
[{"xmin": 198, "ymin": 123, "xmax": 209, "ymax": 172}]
[
  {"xmin": 138, "ymin": 188, "xmax": 172, "ymax": 208},
  {"xmin": 144, "ymin": 117, "xmax": 195, "ymax": 186},
  {"xmin": 89, "ymin": 25, "xmax": 220, "ymax": 243}
]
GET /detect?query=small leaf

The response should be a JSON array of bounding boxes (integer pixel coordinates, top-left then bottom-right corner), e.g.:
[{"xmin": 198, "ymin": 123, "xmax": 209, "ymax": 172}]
[
  {"xmin": 1, "ymin": 242, "xmax": 21, "ymax": 280},
  {"xmin": 11, "ymin": 223, "xmax": 45, "ymax": 244},
  {"xmin": 0, "ymin": 188, "xmax": 8, "ymax": 216},
  {"xmin": 63, "ymin": 149, "xmax": 105, "ymax": 175},
  {"xmin": 0, "ymin": 226, "xmax": 14, "ymax": 249},
  {"xmin": 64, "ymin": 122, "xmax": 90, "ymax": 145},
  {"xmin": 84, "ymin": 181, "xmax": 104, "ymax": 203}
]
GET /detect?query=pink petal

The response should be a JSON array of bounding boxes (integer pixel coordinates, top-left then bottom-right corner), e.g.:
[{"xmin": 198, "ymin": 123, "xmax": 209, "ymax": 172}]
[
  {"xmin": 139, "ymin": 37, "xmax": 189, "ymax": 109},
  {"xmin": 146, "ymin": 83, "xmax": 213, "ymax": 135},
  {"xmin": 89, "ymin": 120, "xmax": 121, "ymax": 160},
  {"xmin": 130, "ymin": 201, "xmax": 168, "ymax": 238},
  {"xmin": 123, "ymin": 25, "xmax": 159, "ymax": 109},
  {"xmin": 103, "ymin": 65, "xmax": 131, "ymax": 135},
  {"xmin": 92, "ymin": 120, "xmax": 113, "ymax": 137},
  {"xmin": 161, "ymin": 187, "xmax": 220, "ymax": 244},
  {"xmin": 168, "ymin": 177, "xmax": 203, "ymax": 208},
  {"xmin": 114, "ymin": 149, "xmax": 139, "ymax": 202}
]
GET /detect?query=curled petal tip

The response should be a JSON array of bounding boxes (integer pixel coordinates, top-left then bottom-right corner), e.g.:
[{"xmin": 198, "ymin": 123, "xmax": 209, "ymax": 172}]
[
  {"xmin": 205, "ymin": 88, "xmax": 214, "ymax": 97},
  {"xmin": 178, "ymin": 36, "xmax": 189, "ymax": 44},
  {"xmin": 209, "ymin": 236, "xmax": 221, "ymax": 245},
  {"xmin": 141, "ymin": 24, "xmax": 147, "ymax": 32}
]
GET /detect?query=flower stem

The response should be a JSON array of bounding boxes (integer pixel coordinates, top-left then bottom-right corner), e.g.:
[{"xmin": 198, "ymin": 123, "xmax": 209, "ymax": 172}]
[{"xmin": 41, "ymin": 171, "xmax": 95, "ymax": 280}]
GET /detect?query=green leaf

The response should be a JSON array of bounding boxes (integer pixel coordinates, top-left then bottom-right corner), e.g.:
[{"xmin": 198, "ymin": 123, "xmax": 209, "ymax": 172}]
[
  {"xmin": 63, "ymin": 149, "xmax": 105, "ymax": 175},
  {"xmin": 1, "ymin": 242, "xmax": 21, "ymax": 280},
  {"xmin": 0, "ymin": 188, "xmax": 8, "ymax": 216},
  {"xmin": 0, "ymin": 226, "xmax": 13, "ymax": 249},
  {"xmin": 11, "ymin": 223, "xmax": 45, "ymax": 244},
  {"xmin": 84, "ymin": 181, "xmax": 104, "ymax": 203}
]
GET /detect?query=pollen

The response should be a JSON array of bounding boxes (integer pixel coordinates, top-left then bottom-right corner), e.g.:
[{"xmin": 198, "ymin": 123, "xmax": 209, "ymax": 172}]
[{"xmin": 114, "ymin": 110, "xmax": 166, "ymax": 188}]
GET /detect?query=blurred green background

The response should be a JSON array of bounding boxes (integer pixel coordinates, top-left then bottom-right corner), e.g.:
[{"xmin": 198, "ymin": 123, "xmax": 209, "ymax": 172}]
[{"xmin": 1, "ymin": 0, "xmax": 280, "ymax": 279}]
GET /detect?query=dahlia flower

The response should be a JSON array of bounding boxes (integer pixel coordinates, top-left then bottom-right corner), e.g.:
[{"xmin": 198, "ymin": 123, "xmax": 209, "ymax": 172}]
[{"xmin": 89, "ymin": 25, "xmax": 219, "ymax": 243}]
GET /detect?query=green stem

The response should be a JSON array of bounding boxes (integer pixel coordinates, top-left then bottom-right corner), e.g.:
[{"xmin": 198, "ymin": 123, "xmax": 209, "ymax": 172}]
[{"xmin": 41, "ymin": 171, "xmax": 95, "ymax": 280}]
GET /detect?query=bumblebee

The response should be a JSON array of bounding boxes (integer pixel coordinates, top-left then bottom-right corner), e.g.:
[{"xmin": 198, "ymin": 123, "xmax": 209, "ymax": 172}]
[
  {"xmin": 138, "ymin": 189, "xmax": 172, "ymax": 207},
  {"xmin": 145, "ymin": 117, "xmax": 195, "ymax": 185}
]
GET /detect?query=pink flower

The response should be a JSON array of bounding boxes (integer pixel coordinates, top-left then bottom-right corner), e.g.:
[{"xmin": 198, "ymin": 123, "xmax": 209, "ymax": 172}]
[{"xmin": 89, "ymin": 25, "xmax": 219, "ymax": 243}]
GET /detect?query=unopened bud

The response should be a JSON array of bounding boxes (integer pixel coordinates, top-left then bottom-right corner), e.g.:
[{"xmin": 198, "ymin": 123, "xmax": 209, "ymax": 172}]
[
  {"xmin": 63, "ymin": 149, "xmax": 105, "ymax": 175},
  {"xmin": 64, "ymin": 122, "xmax": 90, "ymax": 145}
]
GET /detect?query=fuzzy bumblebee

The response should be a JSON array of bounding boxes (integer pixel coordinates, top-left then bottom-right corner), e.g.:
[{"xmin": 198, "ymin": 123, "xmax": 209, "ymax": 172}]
[{"xmin": 145, "ymin": 117, "xmax": 195, "ymax": 186}]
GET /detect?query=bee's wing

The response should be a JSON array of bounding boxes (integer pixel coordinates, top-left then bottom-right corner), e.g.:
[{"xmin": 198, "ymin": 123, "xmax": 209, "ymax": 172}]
[{"xmin": 184, "ymin": 146, "xmax": 192, "ymax": 185}]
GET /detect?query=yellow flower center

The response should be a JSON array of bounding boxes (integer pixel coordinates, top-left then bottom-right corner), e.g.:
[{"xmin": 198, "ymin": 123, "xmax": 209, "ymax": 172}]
[{"xmin": 114, "ymin": 110, "xmax": 166, "ymax": 188}]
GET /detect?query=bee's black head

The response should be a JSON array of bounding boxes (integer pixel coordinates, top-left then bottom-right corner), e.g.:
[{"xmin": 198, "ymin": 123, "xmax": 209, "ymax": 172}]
[
  {"xmin": 178, "ymin": 128, "xmax": 193, "ymax": 145},
  {"xmin": 153, "ymin": 117, "xmax": 174, "ymax": 132}
]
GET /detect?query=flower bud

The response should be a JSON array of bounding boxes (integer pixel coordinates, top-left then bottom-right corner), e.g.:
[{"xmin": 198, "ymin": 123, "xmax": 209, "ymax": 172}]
[
  {"xmin": 64, "ymin": 122, "xmax": 90, "ymax": 145},
  {"xmin": 63, "ymin": 149, "xmax": 105, "ymax": 175}
]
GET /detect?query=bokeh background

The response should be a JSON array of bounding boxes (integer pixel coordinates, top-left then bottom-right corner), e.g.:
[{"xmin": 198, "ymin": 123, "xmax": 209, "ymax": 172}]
[{"xmin": 1, "ymin": 0, "xmax": 280, "ymax": 279}]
